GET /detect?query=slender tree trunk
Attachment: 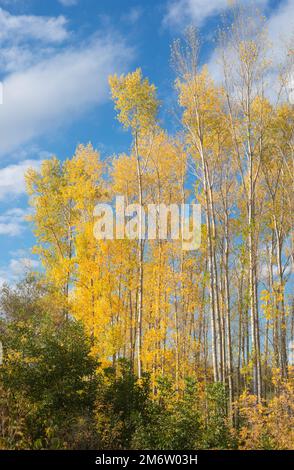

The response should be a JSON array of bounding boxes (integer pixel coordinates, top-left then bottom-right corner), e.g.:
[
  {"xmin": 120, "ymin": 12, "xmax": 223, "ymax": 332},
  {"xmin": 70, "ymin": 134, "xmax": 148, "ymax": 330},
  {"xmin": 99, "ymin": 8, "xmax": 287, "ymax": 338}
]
[
  {"xmin": 248, "ymin": 149, "xmax": 262, "ymax": 401},
  {"xmin": 224, "ymin": 206, "xmax": 233, "ymax": 418},
  {"xmin": 275, "ymin": 222, "xmax": 288, "ymax": 379},
  {"xmin": 135, "ymin": 132, "xmax": 144, "ymax": 379}
]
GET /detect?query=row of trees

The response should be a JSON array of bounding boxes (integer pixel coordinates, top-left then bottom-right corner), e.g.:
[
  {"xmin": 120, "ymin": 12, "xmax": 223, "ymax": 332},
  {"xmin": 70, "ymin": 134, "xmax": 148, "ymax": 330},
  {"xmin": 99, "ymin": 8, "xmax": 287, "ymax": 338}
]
[
  {"xmin": 0, "ymin": 277, "xmax": 293, "ymax": 449},
  {"xmin": 0, "ymin": 9, "xmax": 293, "ymax": 449}
]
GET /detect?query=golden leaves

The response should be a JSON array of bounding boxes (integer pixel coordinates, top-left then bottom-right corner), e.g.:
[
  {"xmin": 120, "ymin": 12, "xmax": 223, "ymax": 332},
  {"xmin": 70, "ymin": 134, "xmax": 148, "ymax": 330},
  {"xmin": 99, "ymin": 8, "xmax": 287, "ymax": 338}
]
[{"xmin": 109, "ymin": 68, "xmax": 159, "ymax": 134}]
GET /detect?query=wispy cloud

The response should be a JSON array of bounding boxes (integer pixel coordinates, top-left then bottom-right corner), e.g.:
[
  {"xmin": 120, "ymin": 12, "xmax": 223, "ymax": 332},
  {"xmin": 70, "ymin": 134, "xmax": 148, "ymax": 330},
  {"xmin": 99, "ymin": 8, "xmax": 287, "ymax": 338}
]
[
  {"xmin": 206, "ymin": 0, "xmax": 294, "ymax": 94},
  {"xmin": 0, "ymin": 159, "xmax": 41, "ymax": 200},
  {"xmin": 0, "ymin": 6, "xmax": 134, "ymax": 158},
  {"xmin": 163, "ymin": 0, "xmax": 228, "ymax": 29},
  {"xmin": 122, "ymin": 6, "xmax": 143, "ymax": 25},
  {"xmin": 267, "ymin": 0, "xmax": 294, "ymax": 64},
  {"xmin": 163, "ymin": 0, "xmax": 267, "ymax": 30},
  {"xmin": 0, "ymin": 254, "xmax": 39, "ymax": 286},
  {"xmin": 0, "ymin": 7, "xmax": 69, "ymax": 44},
  {"xmin": 0, "ymin": 7, "xmax": 70, "ymax": 72},
  {"xmin": 58, "ymin": 0, "xmax": 78, "ymax": 6},
  {"xmin": 0, "ymin": 207, "xmax": 30, "ymax": 236}
]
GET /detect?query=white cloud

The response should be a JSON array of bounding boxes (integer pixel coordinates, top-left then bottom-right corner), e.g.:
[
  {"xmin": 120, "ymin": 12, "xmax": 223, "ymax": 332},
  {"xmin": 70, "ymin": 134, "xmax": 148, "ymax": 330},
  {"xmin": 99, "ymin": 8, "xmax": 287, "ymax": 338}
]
[
  {"xmin": 267, "ymin": 0, "xmax": 294, "ymax": 64},
  {"xmin": 0, "ymin": 207, "xmax": 30, "ymax": 236},
  {"xmin": 0, "ymin": 7, "xmax": 69, "ymax": 44},
  {"xmin": 0, "ymin": 254, "xmax": 39, "ymax": 286},
  {"xmin": 163, "ymin": 0, "xmax": 228, "ymax": 29},
  {"xmin": 0, "ymin": 45, "xmax": 42, "ymax": 73},
  {"xmin": 9, "ymin": 256, "xmax": 39, "ymax": 275},
  {"xmin": 58, "ymin": 0, "xmax": 78, "ymax": 6},
  {"xmin": 0, "ymin": 4, "xmax": 133, "ymax": 158},
  {"xmin": 0, "ymin": 159, "xmax": 41, "ymax": 200},
  {"xmin": 206, "ymin": 0, "xmax": 294, "ymax": 96},
  {"xmin": 163, "ymin": 0, "xmax": 268, "ymax": 29},
  {"xmin": 265, "ymin": 0, "xmax": 294, "ymax": 100},
  {"xmin": 0, "ymin": 6, "xmax": 133, "ymax": 157},
  {"xmin": 0, "ymin": 8, "xmax": 69, "ymax": 73},
  {"xmin": 0, "ymin": 34, "xmax": 133, "ymax": 157},
  {"xmin": 122, "ymin": 7, "xmax": 143, "ymax": 24}
]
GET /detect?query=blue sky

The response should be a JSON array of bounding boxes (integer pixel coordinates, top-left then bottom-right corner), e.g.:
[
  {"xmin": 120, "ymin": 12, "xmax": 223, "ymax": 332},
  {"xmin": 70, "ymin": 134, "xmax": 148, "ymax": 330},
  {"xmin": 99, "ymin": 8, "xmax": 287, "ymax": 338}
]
[{"xmin": 0, "ymin": 0, "xmax": 293, "ymax": 284}]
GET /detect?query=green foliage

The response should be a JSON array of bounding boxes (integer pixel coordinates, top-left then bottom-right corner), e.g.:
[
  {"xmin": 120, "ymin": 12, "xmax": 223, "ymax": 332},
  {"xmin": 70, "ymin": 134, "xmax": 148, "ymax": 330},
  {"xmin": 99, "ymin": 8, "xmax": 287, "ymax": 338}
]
[
  {"xmin": 201, "ymin": 382, "xmax": 232, "ymax": 449},
  {"xmin": 0, "ymin": 282, "xmax": 98, "ymax": 448},
  {"xmin": 95, "ymin": 360, "xmax": 153, "ymax": 449},
  {"xmin": 1, "ymin": 276, "xmax": 288, "ymax": 450},
  {"xmin": 96, "ymin": 367, "xmax": 200, "ymax": 450}
]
